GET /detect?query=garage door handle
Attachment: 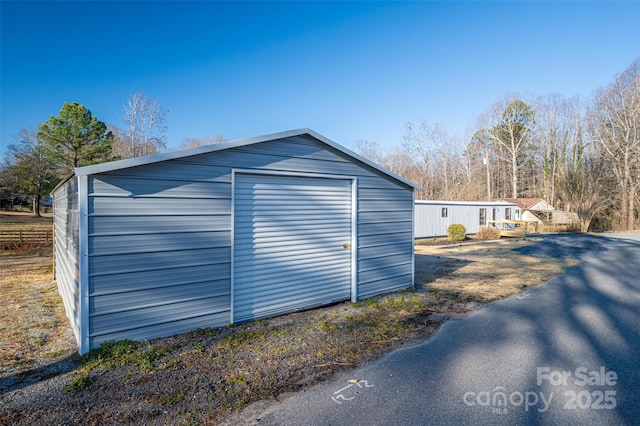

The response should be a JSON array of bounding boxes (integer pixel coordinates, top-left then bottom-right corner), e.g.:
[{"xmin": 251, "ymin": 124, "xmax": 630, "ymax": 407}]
[{"xmin": 343, "ymin": 243, "xmax": 352, "ymax": 249}]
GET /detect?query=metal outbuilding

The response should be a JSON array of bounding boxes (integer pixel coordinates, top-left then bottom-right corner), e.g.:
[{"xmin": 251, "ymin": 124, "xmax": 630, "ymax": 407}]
[
  {"xmin": 414, "ymin": 200, "xmax": 519, "ymax": 238},
  {"xmin": 53, "ymin": 129, "xmax": 418, "ymax": 354}
]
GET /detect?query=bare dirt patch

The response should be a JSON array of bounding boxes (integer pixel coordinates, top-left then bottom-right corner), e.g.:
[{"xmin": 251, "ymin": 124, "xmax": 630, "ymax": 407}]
[{"xmin": 1, "ymin": 235, "xmax": 580, "ymax": 425}]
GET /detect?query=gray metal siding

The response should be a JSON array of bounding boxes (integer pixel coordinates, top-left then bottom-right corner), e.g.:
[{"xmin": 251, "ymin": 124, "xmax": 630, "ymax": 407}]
[
  {"xmin": 87, "ymin": 172, "xmax": 233, "ymax": 346},
  {"xmin": 59, "ymin": 133, "xmax": 414, "ymax": 352},
  {"xmin": 358, "ymin": 187, "xmax": 414, "ymax": 298},
  {"xmin": 53, "ymin": 178, "xmax": 82, "ymax": 346},
  {"xmin": 233, "ymin": 173, "xmax": 353, "ymax": 322},
  {"xmin": 88, "ymin": 311, "xmax": 230, "ymax": 349},
  {"xmin": 414, "ymin": 201, "xmax": 518, "ymax": 238}
]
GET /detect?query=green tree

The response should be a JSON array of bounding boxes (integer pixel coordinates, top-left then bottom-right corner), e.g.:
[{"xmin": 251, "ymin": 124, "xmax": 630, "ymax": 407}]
[
  {"xmin": 4, "ymin": 127, "xmax": 59, "ymax": 216},
  {"xmin": 0, "ymin": 161, "xmax": 20, "ymax": 210},
  {"xmin": 38, "ymin": 102, "xmax": 114, "ymax": 173}
]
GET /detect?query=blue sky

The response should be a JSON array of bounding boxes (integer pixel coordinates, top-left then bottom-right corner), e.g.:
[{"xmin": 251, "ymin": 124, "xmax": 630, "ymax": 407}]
[{"xmin": 1, "ymin": 1, "xmax": 639, "ymax": 156}]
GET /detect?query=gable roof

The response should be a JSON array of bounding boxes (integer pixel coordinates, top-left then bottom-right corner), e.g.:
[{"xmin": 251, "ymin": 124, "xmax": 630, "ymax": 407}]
[
  {"xmin": 498, "ymin": 198, "xmax": 554, "ymax": 211},
  {"xmin": 71, "ymin": 128, "xmax": 419, "ymax": 189}
]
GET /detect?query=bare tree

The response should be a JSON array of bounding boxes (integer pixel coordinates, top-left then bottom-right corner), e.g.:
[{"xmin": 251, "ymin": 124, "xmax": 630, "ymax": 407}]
[
  {"xmin": 106, "ymin": 123, "xmax": 128, "ymax": 160},
  {"xmin": 5, "ymin": 127, "xmax": 58, "ymax": 216},
  {"xmin": 430, "ymin": 128, "xmax": 460, "ymax": 199},
  {"xmin": 402, "ymin": 121, "xmax": 463, "ymax": 199},
  {"xmin": 402, "ymin": 121, "xmax": 434, "ymax": 199},
  {"xmin": 176, "ymin": 135, "xmax": 224, "ymax": 151},
  {"xmin": 534, "ymin": 94, "xmax": 585, "ymax": 209},
  {"xmin": 557, "ymin": 138, "xmax": 612, "ymax": 232},
  {"xmin": 484, "ymin": 95, "xmax": 536, "ymax": 198},
  {"xmin": 122, "ymin": 92, "xmax": 168, "ymax": 158},
  {"xmin": 382, "ymin": 146, "xmax": 418, "ymax": 177},
  {"xmin": 466, "ymin": 129, "xmax": 495, "ymax": 200},
  {"xmin": 353, "ymin": 139, "xmax": 385, "ymax": 164},
  {"xmin": 456, "ymin": 144, "xmax": 481, "ymax": 199},
  {"xmin": 345, "ymin": 60, "xmax": 637, "ymax": 231},
  {"xmin": 590, "ymin": 59, "xmax": 640, "ymax": 230}
]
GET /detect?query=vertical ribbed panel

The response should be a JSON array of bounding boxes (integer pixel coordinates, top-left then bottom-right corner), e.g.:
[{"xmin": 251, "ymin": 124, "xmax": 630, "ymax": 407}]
[
  {"xmin": 53, "ymin": 177, "xmax": 82, "ymax": 346},
  {"xmin": 233, "ymin": 173, "xmax": 352, "ymax": 322}
]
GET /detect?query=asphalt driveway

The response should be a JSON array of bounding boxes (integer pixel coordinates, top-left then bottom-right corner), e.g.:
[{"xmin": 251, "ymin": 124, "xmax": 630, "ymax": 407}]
[{"xmin": 235, "ymin": 233, "xmax": 640, "ymax": 425}]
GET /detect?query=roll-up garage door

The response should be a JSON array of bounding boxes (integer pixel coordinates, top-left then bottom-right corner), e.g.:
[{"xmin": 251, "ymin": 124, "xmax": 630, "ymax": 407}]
[{"xmin": 233, "ymin": 173, "xmax": 353, "ymax": 323}]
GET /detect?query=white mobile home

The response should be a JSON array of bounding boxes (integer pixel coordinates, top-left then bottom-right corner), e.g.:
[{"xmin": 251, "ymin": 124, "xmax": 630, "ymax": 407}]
[
  {"xmin": 414, "ymin": 200, "xmax": 518, "ymax": 238},
  {"xmin": 53, "ymin": 129, "xmax": 418, "ymax": 354}
]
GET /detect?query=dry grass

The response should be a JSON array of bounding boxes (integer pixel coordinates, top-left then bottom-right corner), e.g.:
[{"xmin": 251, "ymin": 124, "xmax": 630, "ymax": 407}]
[
  {"xmin": 0, "ymin": 213, "xmax": 75, "ymax": 376},
  {"xmin": 415, "ymin": 237, "xmax": 580, "ymax": 301},
  {"xmin": 0, "ymin": 225, "xmax": 582, "ymax": 425},
  {"xmin": 0, "ymin": 213, "xmax": 54, "ymax": 253},
  {"xmin": 0, "ymin": 252, "xmax": 75, "ymax": 376},
  {"xmin": 0, "ymin": 212, "xmax": 53, "ymax": 231}
]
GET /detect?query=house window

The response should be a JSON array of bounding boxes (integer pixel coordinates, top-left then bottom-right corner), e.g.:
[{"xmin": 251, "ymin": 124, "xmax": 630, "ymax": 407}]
[
  {"xmin": 442, "ymin": 207, "xmax": 448, "ymax": 218},
  {"xmin": 479, "ymin": 208, "xmax": 487, "ymax": 226},
  {"xmin": 515, "ymin": 209, "xmax": 521, "ymax": 219},
  {"xmin": 505, "ymin": 208, "xmax": 512, "ymax": 220},
  {"xmin": 492, "ymin": 208, "xmax": 497, "ymax": 221}
]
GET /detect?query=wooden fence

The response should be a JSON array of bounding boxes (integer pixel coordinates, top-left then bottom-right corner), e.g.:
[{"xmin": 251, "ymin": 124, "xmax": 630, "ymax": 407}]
[{"xmin": 0, "ymin": 229, "xmax": 53, "ymax": 248}]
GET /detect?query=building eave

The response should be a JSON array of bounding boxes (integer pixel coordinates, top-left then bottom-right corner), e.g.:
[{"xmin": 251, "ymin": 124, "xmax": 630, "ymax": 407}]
[{"xmin": 70, "ymin": 128, "xmax": 420, "ymax": 190}]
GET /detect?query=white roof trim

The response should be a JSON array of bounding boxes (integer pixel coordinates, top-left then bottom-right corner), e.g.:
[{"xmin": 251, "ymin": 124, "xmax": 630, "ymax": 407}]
[
  {"xmin": 415, "ymin": 200, "xmax": 519, "ymax": 207},
  {"xmin": 73, "ymin": 128, "xmax": 419, "ymax": 189}
]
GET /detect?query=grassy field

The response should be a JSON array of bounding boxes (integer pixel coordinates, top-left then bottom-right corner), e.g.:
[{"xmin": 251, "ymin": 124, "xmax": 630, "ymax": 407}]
[
  {"xmin": 416, "ymin": 236, "xmax": 580, "ymax": 301},
  {"xmin": 0, "ymin": 215, "xmax": 582, "ymax": 424},
  {"xmin": 0, "ymin": 213, "xmax": 76, "ymax": 378},
  {"xmin": 0, "ymin": 212, "xmax": 53, "ymax": 231},
  {"xmin": 0, "ymin": 212, "xmax": 54, "ymax": 252}
]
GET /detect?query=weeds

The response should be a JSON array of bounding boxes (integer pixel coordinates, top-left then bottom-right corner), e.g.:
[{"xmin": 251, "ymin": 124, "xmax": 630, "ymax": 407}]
[
  {"xmin": 216, "ymin": 327, "xmax": 274, "ymax": 350},
  {"xmin": 41, "ymin": 296, "xmax": 62, "ymax": 308},
  {"xmin": 160, "ymin": 391, "xmax": 186, "ymax": 406},
  {"xmin": 63, "ymin": 374, "xmax": 93, "ymax": 392},
  {"xmin": 3, "ymin": 228, "xmax": 582, "ymax": 425},
  {"xmin": 78, "ymin": 340, "xmax": 171, "ymax": 376}
]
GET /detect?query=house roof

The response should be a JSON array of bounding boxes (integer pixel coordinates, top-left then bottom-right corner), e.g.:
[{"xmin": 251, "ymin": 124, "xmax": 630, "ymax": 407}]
[
  {"xmin": 415, "ymin": 200, "xmax": 518, "ymax": 207},
  {"xmin": 498, "ymin": 198, "xmax": 553, "ymax": 211},
  {"xmin": 70, "ymin": 128, "xmax": 420, "ymax": 189}
]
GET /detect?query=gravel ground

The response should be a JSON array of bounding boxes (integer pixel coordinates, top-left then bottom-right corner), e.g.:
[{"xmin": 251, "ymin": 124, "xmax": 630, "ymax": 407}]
[
  {"xmin": 0, "ymin": 234, "xmax": 589, "ymax": 425},
  {"xmin": 1, "ymin": 299, "xmax": 454, "ymax": 425}
]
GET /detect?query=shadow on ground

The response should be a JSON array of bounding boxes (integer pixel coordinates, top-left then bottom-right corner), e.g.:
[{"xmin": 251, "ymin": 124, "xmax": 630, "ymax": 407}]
[{"xmin": 0, "ymin": 354, "xmax": 78, "ymax": 396}]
